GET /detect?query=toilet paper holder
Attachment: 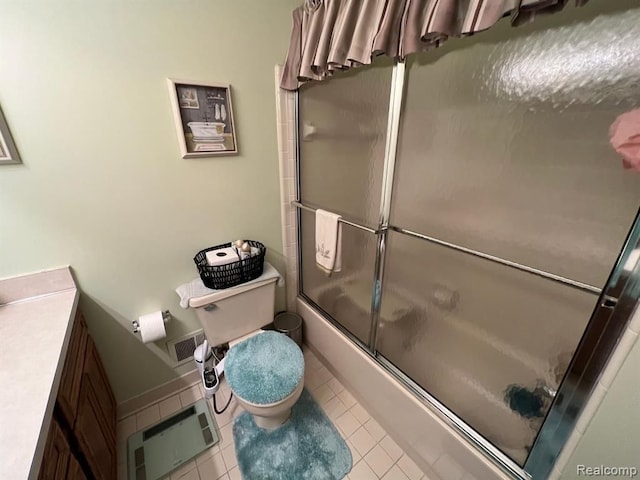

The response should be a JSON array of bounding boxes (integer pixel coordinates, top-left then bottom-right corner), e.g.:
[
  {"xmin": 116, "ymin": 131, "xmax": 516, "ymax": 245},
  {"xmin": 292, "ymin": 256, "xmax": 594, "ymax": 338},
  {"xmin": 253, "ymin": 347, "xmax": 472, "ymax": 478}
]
[{"xmin": 132, "ymin": 310, "xmax": 171, "ymax": 333}]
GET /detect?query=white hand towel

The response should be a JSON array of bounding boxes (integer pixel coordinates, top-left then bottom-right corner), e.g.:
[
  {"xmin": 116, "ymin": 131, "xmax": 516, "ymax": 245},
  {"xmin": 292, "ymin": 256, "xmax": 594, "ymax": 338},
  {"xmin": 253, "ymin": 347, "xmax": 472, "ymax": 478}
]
[{"xmin": 315, "ymin": 209, "xmax": 342, "ymax": 275}]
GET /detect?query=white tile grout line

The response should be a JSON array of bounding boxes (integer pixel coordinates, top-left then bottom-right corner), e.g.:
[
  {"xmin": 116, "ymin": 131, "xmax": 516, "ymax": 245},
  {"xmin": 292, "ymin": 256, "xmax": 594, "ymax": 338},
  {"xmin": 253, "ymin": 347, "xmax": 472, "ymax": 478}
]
[{"xmin": 117, "ymin": 347, "xmax": 429, "ymax": 480}]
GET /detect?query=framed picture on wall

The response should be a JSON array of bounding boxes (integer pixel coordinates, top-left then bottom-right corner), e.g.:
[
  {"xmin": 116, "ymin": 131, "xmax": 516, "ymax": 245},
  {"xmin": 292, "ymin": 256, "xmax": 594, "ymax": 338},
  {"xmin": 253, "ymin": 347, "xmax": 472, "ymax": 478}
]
[
  {"xmin": 167, "ymin": 79, "xmax": 238, "ymax": 158},
  {"xmin": 0, "ymin": 106, "xmax": 21, "ymax": 165}
]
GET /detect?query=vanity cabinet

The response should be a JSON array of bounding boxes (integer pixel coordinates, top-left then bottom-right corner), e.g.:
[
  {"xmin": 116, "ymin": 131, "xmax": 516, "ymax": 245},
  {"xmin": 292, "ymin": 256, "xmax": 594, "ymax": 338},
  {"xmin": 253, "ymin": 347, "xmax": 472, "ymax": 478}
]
[
  {"xmin": 57, "ymin": 310, "xmax": 89, "ymax": 427},
  {"xmin": 66, "ymin": 455, "xmax": 87, "ymax": 480},
  {"xmin": 38, "ymin": 420, "xmax": 72, "ymax": 480},
  {"xmin": 74, "ymin": 337, "xmax": 117, "ymax": 479},
  {"xmin": 39, "ymin": 309, "xmax": 116, "ymax": 480}
]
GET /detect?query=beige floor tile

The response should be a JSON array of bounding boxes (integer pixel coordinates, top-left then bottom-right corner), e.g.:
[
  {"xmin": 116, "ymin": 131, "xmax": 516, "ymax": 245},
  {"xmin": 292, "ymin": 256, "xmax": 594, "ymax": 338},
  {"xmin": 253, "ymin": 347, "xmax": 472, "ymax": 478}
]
[
  {"xmin": 327, "ymin": 377, "xmax": 345, "ymax": 395},
  {"xmin": 363, "ymin": 418, "xmax": 386, "ymax": 442},
  {"xmin": 323, "ymin": 396, "xmax": 348, "ymax": 420},
  {"xmin": 350, "ymin": 403, "xmax": 370, "ymax": 424},
  {"xmin": 196, "ymin": 452, "xmax": 227, "ymax": 480},
  {"xmin": 346, "ymin": 438, "xmax": 362, "ymax": 465},
  {"xmin": 349, "ymin": 460, "xmax": 379, "ymax": 480},
  {"xmin": 305, "ymin": 366, "xmax": 332, "ymax": 390},
  {"xmin": 335, "ymin": 410, "xmax": 361, "ymax": 438},
  {"xmin": 217, "ymin": 423, "xmax": 234, "ymax": 450},
  {"xmin": 379, "ymin": 435, "xmax": 403, "ymax": 463},
  {"xmin": 312, "ymin": 383, "xmax": 336, "ymax": 404},
  {"xmin": 211, "ymin": 392, "xmax": 237, "ymax": 428},
  {"xmin": 349, "ymin": 427, "xmax": 376, "ymax": 457},
  {"xmin": 196, "ymin": 446, "xmax": 222, "ymax": 466},
  {"xmin": 338, "ymin": 389, "xmax": 357, "ymax": 409},
  {"xmin": 221, "ymin": 443, "xmax": 238, "ymax": 470},
  {"xmin": 364, "ymin": 445, "xmax": 394, "ymax": 478},
  {"xmin": 381, "ymin": 465, "xmax": 411, "ymax": 480},
  {"xmin": 117, "ymin": 340, "xmax": 426, "ymax": 480},
  {"xmin": 136, "ymin": 404, "xmax": 160, "ymax": 431},
  {"xmin": 228, "ymin": 467, "xmax": 242, "ymax": 480},
  {"xmin": 316, "ymin": 366, "xmax": 333, "ymax": 383},
  {"xmin": 159, "ymin": 394, "xmax": 182, "ymax": 419},
  {"xmin": 218, "ymin": 378, "xmax": 231, "ymax": 396},
  {"xmin": 175, "ymin": 467, "xmax": 200, "ymax": 480},
  {"xmin": 170, "ymin": 460, "xmax": 197, "ymax": 480},
  {"xmin": 304, "ymin": 372, "xmax": 325, "ymax": 390}
]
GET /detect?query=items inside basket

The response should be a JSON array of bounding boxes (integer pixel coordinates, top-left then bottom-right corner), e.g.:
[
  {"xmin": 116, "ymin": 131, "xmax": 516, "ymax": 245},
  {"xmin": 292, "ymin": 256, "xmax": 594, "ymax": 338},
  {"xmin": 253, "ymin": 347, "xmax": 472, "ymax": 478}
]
[{"xmin": 194, "ymin": 240, "xmax": 266, "ymax": 290}]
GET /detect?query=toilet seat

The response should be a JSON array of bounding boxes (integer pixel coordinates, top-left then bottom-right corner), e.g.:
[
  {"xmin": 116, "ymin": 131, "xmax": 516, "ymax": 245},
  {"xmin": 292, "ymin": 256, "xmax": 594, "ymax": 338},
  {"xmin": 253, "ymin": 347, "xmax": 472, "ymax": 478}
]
[{"xmin": 225, "ymin": 331, "xmax": 304, "ymax": 405}]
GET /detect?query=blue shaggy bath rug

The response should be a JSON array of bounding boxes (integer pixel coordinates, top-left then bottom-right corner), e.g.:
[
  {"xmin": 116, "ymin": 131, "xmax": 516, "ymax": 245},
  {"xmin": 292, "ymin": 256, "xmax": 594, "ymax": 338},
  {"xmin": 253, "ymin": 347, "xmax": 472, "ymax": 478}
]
[{"xmin": 233, "ymin": 388, "xmax": 352, "ymax": 480}]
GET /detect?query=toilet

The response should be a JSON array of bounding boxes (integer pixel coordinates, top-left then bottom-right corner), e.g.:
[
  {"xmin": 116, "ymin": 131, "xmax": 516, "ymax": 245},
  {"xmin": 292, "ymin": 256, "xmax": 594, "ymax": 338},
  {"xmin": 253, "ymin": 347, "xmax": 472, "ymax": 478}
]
[{"xmin": 189, "ymin": 268, "xmax": 304, "ymax": 429}]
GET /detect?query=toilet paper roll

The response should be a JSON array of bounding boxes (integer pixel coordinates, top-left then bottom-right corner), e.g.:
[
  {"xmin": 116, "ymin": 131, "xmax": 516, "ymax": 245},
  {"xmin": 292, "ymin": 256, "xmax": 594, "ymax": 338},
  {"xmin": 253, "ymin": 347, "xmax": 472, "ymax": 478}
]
[
  {"xmin": 138, "ymin": 311, "xmax": 167, "ymax": 343},
  {"xmin": 206, "ymin": 247, "xmax": 240, "ymax": 266}
]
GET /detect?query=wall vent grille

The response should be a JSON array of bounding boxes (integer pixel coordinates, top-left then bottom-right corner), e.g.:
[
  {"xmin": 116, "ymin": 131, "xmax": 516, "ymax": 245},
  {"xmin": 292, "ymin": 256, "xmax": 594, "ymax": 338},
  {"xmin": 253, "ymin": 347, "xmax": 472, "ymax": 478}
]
[
  {"xmin": 166, "ymin": 330, "xmax": 206, "ymax": 366},
  {"xmin": 174, "ymin": 338, "xmax": 196, "ymax": 362}
]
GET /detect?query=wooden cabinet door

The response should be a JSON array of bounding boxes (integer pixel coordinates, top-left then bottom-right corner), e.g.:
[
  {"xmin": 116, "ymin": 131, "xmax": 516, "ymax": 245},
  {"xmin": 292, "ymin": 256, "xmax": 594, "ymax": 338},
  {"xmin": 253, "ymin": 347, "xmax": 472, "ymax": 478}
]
[
  {"xmin": 83, "ymin": 336, "xmax": 117, "ymax": 444},
  {"xmin": 57, "ymin": 311, "xmax": 88, "ymax": 427},
  {"xmin": 75, "ymin": 378, "xmax": 116, "ymax": 480},
  {"xmin": 38, "ymin": 420, "xmax": 70, "ymax": 480},
  {"xmin": 66, "ymin": 453, "xmax": 87, "ymax": 480},
  {"xmin": 53, "ymin": 307, "xmax": 117, "ymax": 480}
]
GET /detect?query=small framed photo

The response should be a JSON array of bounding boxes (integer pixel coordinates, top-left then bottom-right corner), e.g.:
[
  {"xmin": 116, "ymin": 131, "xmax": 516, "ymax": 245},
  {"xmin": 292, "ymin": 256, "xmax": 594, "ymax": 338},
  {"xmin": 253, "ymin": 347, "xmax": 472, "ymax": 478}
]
[
  {"xmin": 168, "ymin": 79, "xmax": 238, "ymax": 158},
  {"xmin": 0, "ymin": 106, "xmax": 21, "ymax": 165}
]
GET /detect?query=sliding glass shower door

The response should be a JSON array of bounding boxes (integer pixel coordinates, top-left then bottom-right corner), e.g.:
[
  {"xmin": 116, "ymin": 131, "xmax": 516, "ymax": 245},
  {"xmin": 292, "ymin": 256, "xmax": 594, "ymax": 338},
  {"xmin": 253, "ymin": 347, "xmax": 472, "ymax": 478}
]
[
  {"xmin": 296, "ymin": 1, "xmax": 640, "ymax": 477},
  {"xmin": 298, "ymin": 58, "xmax": 393, "ymax": 346}
]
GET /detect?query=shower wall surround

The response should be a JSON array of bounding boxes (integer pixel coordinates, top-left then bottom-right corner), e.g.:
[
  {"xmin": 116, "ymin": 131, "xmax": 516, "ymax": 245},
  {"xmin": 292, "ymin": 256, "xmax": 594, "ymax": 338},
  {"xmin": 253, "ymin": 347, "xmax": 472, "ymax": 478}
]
[
  {"xmin": 279, "ymin": 2, "xmax": 640, "ymax": 479},
  {"xmin": 275, "ymin": 65, "xmax": 299, "ymax": 311}
]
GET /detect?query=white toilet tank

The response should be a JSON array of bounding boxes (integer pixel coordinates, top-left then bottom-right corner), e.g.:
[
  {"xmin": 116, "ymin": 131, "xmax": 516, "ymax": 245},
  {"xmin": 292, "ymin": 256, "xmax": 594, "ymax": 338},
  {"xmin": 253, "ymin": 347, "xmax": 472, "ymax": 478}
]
[{"xmin": 189, "ymin": 277, "xmax": 277, "ymax": 347}]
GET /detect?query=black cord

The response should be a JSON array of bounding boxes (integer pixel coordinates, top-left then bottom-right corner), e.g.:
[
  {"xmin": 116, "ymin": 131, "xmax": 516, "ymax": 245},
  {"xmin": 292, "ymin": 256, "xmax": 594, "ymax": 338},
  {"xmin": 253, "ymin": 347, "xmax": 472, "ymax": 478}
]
[{"xmin": 213, "ymin": 391, "xmax": 233, "ymax": 414}]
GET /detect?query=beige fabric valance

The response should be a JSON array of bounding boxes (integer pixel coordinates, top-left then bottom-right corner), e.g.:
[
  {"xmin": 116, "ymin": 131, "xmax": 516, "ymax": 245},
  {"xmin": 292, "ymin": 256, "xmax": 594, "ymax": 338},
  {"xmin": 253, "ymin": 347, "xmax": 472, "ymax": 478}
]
[{"xmin": 280, "ymin": 0, "xmax": 589, "ymax": 90}]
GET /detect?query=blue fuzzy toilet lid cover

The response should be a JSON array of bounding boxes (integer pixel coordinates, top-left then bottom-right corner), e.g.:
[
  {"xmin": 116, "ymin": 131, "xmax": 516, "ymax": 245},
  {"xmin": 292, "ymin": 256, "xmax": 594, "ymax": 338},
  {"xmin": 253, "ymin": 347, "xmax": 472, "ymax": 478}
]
[{"xmin": 225, "ymin": 331, "xmax": 304, "ymax": 405}]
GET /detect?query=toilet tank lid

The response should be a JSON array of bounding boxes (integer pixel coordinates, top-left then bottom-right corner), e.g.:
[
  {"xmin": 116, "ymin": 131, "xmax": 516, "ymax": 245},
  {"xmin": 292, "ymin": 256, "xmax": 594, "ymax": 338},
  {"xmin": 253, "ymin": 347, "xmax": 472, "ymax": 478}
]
[{"xmin": 187, "ymin": 262, "xmax": 282, "ymax": 308}]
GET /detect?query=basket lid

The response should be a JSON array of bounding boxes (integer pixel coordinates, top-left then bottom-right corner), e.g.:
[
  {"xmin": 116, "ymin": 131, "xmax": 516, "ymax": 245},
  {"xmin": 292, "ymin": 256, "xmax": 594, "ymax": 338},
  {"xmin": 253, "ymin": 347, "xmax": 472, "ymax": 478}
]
[{"xmin": 188, "ymin": 263, "xmax": 281, "ymax": 308}]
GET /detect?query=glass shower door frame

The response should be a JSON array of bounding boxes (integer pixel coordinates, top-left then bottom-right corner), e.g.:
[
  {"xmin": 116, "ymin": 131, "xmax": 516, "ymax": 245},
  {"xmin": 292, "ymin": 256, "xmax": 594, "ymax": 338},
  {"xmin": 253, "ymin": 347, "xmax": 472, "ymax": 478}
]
[
  {"xmin": 525, "ymin": 215, "xmax": 640, "ymax": 478},
  {"xmin": 293, "ymin": 59, "xmax": 640, "ymax": 480}
]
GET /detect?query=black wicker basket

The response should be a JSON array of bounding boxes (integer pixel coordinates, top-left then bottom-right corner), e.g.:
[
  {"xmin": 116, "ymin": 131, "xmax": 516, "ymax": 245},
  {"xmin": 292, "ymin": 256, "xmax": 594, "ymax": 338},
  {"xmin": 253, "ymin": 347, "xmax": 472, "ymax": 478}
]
[{"xmin": 194, "ymin": 240, "xmax": 266, "ymax": 290}]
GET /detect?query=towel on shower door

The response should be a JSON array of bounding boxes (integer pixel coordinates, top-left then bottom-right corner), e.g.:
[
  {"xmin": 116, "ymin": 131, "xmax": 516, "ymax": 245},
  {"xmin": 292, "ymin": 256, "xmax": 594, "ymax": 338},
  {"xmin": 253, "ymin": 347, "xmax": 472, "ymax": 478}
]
[{"xmin": 316, "ymin": 209, "xmax": 342, "ymax": 276}]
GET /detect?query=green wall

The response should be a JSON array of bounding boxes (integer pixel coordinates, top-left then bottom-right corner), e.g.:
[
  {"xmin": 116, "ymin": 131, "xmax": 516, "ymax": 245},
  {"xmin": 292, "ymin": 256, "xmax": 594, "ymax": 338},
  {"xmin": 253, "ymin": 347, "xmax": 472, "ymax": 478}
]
[{"xmin": 0, "ymin": 0, "xmax": 299, "ymax": 403}]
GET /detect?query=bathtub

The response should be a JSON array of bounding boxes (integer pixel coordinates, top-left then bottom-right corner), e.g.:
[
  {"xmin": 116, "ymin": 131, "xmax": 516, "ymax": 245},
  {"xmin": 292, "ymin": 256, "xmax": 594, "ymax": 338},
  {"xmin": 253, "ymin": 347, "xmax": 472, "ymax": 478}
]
[
  {"xmin": 312, "ymin": 280, "xmax": 548, "ymax": 458},
  {"xmin": 298, "ymin": 295, "xmax": 520, "ymax": 480}
]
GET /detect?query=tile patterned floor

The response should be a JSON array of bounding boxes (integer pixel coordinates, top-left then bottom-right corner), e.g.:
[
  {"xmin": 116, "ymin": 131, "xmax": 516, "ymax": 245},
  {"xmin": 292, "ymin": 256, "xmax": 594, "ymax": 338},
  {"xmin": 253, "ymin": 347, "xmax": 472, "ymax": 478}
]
[{"xmin": 117, "ymin": 347, "xmax": 430, "ymax": 480}]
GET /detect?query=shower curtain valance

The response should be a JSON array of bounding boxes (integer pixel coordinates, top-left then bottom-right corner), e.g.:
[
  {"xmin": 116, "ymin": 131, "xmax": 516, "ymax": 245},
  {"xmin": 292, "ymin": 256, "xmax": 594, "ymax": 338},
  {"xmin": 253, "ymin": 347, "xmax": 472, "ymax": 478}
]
[{"xmin": 280, "ymin": 0, "xmax": 588, "ymax": 90}]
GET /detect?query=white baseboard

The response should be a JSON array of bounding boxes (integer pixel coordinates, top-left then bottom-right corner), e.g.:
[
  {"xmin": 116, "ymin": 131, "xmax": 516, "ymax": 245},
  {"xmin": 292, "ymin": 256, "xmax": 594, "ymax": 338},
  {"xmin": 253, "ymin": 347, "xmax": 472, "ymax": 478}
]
[{"xmin": 117, "ymin": 368, "xmax": 201, "ymax": 420}]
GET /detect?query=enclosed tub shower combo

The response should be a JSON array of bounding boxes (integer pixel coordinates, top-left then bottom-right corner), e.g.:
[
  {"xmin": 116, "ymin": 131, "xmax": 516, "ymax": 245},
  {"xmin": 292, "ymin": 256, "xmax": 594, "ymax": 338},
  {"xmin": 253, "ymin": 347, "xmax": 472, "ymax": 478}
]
[{"xmin": 285, "ymin": 3, "xmax": 640, "ymax": 479}]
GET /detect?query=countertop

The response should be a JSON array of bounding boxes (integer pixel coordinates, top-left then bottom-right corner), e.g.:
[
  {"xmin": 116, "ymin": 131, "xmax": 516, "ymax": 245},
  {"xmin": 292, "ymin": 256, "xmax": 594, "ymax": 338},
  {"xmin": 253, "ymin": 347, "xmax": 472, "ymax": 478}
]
[{"xmin": 0, "ymin": 267, "xmax": 79, "ymax": 480}]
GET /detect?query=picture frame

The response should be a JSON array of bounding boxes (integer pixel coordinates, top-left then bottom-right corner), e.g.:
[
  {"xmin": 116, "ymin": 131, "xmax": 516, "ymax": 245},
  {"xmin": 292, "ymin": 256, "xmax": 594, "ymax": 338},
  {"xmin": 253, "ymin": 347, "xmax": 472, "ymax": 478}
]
[
  {"xmin": 167, "ymin": 79, "xmax": 238, "ymax": 158},
  {"xmin": 0, "ymin": 106, "xmax": 21, "ymax": 165}
]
